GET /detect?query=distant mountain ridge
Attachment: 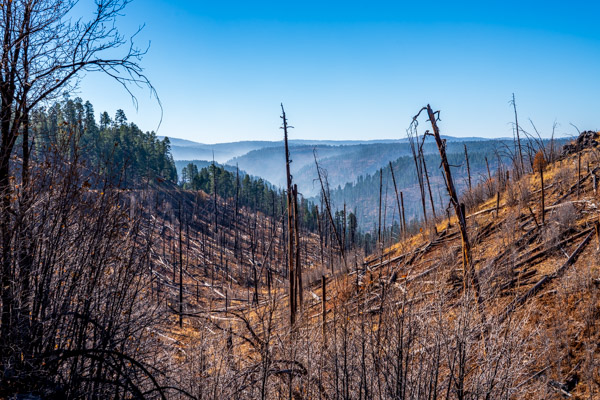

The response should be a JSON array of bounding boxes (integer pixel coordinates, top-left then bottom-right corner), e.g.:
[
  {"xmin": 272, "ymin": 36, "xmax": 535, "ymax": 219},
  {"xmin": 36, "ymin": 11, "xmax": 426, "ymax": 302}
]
[
  {"xmin": 160, "ymin": 135, "xmax": 494, "ymax": 164},
  {"xmin": 163, "ymin": 134, "xmax": 569, "ymax": 231},
  {"xmin": 162, "ymin": 135, "xmax": 525, "ymax": 199}
]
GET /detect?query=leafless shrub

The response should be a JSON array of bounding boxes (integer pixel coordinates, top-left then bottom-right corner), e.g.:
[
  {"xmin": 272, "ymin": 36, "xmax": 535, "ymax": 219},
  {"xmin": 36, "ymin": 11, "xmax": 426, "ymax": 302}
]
[
  {"xmin": 501, "ymin": 210, "xmax": 519, "ymax": 246},
  {"xmin": 553, "ymin": 203, "xmax": 577, "ymax": 231},
  {"xmin": 506, "ymin": 178, "xmax": 531, "ymax": 209},
  {"xmin": 304, "ymin": 264, "xmax": 329, "ymax": 287},
  {"xmin": 0, "ymin": 142, "xmax": 179, "ymax": 398},
  {"xmin": 544, "ymin": 202, "xmax": 577, "ymax": 250},
  {"xmin": 518, "ymin": 180, "xmax": 532, "ymax": 208},
  {"xmin": 553, "ymin": 163, "xmax": 574, "ymax": 195},
  {"xmin": 461, "ymin": 181, "xmax": 490, "ymax": 211}
]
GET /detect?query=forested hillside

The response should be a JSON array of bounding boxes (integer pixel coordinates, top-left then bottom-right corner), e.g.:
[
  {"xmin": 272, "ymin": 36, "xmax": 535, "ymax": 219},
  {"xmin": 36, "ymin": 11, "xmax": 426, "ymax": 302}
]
[
  {"xmin": 324, "ymin": 138, "xmax": 569, "ymax": 231},
  {"xmin": 174, "ymin": 159, "xmax": 239, "ymax": 178},
  {"xmin": 167, "ymin": 138, "xmax": 400, "ymax": 165},
  {"xmin": 31, "ymin": 97, "xmax": 178, "ymax": 185},
  {"xmin": 224, "ymin": 137, "xmax": 503, "ymax": 198},
  {"xmin": 179, "ymin": 162, "xmax": 320, "ymax": 231}
]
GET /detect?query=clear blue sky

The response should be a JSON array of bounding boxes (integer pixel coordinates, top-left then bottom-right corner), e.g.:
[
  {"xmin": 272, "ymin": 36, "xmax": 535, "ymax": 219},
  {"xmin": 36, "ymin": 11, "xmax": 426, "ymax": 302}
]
[{"xmin": 77, "ymin": 0, "xmax": 600, "ymax": 143}]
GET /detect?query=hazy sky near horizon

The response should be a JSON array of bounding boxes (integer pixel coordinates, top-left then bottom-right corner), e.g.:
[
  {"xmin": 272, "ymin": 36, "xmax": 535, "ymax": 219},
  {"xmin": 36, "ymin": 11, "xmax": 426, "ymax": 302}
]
[{"xmin": 77, "ymin": 1, "xmax": 600, "ymax": 143}]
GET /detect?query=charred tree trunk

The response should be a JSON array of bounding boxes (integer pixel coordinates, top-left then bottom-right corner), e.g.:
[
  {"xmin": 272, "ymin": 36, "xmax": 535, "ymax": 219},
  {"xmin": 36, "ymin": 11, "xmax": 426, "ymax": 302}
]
[
  {"xmin": 595, "ymin": 221, "xmax": 600, "ymax": 251},
  {"xmin": 178, "ymin": 204, "xmax": 184, "ymax": 328},
  {"xmin": 212, "ymin": 154, "xmax": 218, "ymax": 234},
  {"xmin": 378, "ymin": 168, "xmax": 383, "ymax": 244},
  {"xmin": 389, "ymin": 162, "xmax": 403, "ymax": 235},
  {"xmin": 540, "ymin": 164, "xmax": 545, "ymax": 225},
  {"xmin": 282, "ymin": 104, "xmax": 296, "ymax": 327},
  {"xmin": 321, "ymin": 275, "xmax": 327, "ymax": 344},
  {"xmin": 464, "ymin": 144, "xmax": 472, "ymax": 191},
  {"xmin": 234, "ymin": 164, "xmax": 239, "ymax": 257},
  {"xmin": 314, "ymin": 150, "xmax": 346, "ymax": 268},
  {"xmin": 316, "ymin": 206, "xmax": 325, "ymax": 267},
  {"xmin": 293, "ymin": 184, "xmax": 303, "ymax": 310},
  {"xmin": 400, "ymin": 192, "xmax": 407, "ymax": 235},
  {"xmin": 496, "ymin": 191, "xmax": 500, "ymax": 218},
  {"xmin": 512, "ymin": 93, "xmax": 524, "ymax": 175},
  {"xmin": 408, "ymin": 130, "xmax": 428, "ymax": 225},
  {"xmin": 342, "ymin": 203, "xmax": 347, "ymax": 252},
  {"xmin": 423, "ymin": 105, "xmax": 479, "ymax": 296},
  {"xmin": 485, "ymin": 157, "xmax": 492, "ymax": 183},
  {"xmin": 421, "ymin": 152, "xmax": 437, "ymax": 220},
  {"xmin": 577, "ymin": 152, "xmax": 581, "ymax": 199}
]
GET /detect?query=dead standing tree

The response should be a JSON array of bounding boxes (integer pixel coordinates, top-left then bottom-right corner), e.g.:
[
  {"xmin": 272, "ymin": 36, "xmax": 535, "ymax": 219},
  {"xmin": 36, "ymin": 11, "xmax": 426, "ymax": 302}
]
[
  {"xmin": 378, "ymin": 168, "xmax": 383, "ymax": 244},
  {"xmin": 389, "ymin": 161, "xmax": 405, "ymax": 236},
  {"xmin": 212, "ymin": 152, "xmax": 218, "ymax": 233},
  {"xmin": 407, "ymin": 125, "xmax": 428, "ymax": 225},
  {"xmin": 292, "ymin": 184, "xmax": 303, "ymax": 309},
  {"xmin": 314, "ymin": 150, "xmax": 346, "ymax": 270},
  {"xmin": 281, "ymin": 104, "xmax": 302, "ymax": 327},
  {"xmin": 418, "ymin": 134, "xmax": 437, "ymax": 221},
  {"xmin": 400, "ymin": 191, "xmax": 407, "ymax": 234},
  {"xmin": 464, "ymin": 144, "xmax": 472, "ymax": 191},
  {"xmin": 412, "ymin": 105, "xmax": 480, "ymax": 296},
  {"xmin": 533, "ymin": 151, "xmax": 546, "ymax": 225},
  {"xmin": 510, "ymin": 93, "xmax": 525, "ymax": 176}
]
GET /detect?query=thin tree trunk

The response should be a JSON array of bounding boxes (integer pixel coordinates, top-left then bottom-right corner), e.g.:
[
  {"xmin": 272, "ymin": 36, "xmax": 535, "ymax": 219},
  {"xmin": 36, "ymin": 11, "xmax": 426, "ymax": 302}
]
[
  {"xmin": 234, "ymin": 164, "xmax": 239, "ymax": 257},
  {"xmin": 464, "ymin": 144, "xmax": 471, "ymax": 191},
  {"xmin": 408, "ymin": 130, "xmax": 428, "ymax": 224},
  {"xmin": 378, "ymin": 168, "xmax": 383, "ymax": 244},
  {"xmin": 485, "ymin": 157, "xmax": 492, "ymax": 183},
  {"xmin": 577, "ymin": 152, "xmax": 581, "ymax": 199},
  {"xmin": 595, "ymin": 221, "xmax": 600, "ymax": 251},
  {"xmin": 389, "ymin": 162, "xmax": 402, "ymax": 235},
  {"xmin": 421, "ymin": 152, "xmax": 437, "ymax": 220},
  {"xmin": 540, "ymin": 165, "xmax": 545, "ymax": 225},
  {"xmin": 342, "ymin": 203, "xmax": 346, "ymax": 252},
  {"xmin": 293, "ymin": 184, "xmax": 303, "ymax": 310},
  {"xmin": 178, "ymin": 204, "xmax": 184, "ymax": 328},
  {"xmin": 316, "ymin": 206, "xmax": 324, "ymax": 267},
  {"xmin": 400, "ymin": 192, "xmax": 407, "ymax": 235},
  {"xmin": 423, "ymin": 105, "xmax": 479, "ymax": 296},
  {"xmin": 496, "ymin": 192, "xmax": 500, "ymax": 218},
  {"xmin": 512, "ymin": 93, "xmax": 524, "ymax": 175},
  {"xmin": 314, "ymin": 151, "xmax": 346, "ymax": 268},
  {"xmin": 212, "ymin": 153, "xmax": 218, "ymax": 233},
  {"xmin": 322, "ymin": 275, "xmax": 327, "ymax": 344},
  {"xmin": 282, "ymin": 104, "xmax": 296, "ymax": 327}
]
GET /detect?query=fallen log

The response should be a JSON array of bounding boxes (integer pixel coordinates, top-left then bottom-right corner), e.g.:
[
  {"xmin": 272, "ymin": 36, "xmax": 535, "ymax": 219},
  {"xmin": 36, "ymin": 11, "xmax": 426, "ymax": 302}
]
[
  {"xmin": 498, "ymin": 230, "xmax": 593, "ymax": 324},
  {"xmin": 552, "ymin": 168, "xmax": 597, "ymax": 206},
  {"xmin": 477, "ymin": 228, "xmax": 540, "ymax": 279},
  {"xmin": 510, "ymin": 227, "xmax": 592, "ymax": 271},
  {"xmin": 496, "ymin": 268, "xmax": 538, "ymax": 293}
]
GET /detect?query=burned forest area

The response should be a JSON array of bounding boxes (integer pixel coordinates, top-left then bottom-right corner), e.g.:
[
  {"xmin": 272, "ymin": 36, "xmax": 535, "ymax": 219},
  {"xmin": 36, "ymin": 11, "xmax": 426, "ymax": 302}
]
[
  {"xmin": 1, "ymin": 1, "xmax": 600, "ymax": 399},
  {"xmin": 5, "ymin": 94, "xmax": 600, "ymax": 399}
]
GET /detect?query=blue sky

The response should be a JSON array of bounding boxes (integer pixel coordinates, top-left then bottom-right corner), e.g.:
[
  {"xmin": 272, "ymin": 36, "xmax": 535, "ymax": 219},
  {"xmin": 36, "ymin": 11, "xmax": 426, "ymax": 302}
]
[{"xmin": 77, "ymin": 1, "xmax": 600, "ymax": 143}]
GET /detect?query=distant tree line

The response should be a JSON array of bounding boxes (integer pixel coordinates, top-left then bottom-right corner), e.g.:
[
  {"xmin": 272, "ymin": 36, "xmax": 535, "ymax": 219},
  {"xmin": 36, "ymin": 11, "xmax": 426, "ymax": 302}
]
[
  {"xmin": 30, "ymin": 97, "xmax": 178, "ymax": 186},
  {"xmin": 327, "ymin": 141, "xmax": 518, "ymax": 229},
  {"xmin": 179, "ymin": 160, "xmax": 377, "ymax": 255},
  {"xmin": 180, "ymin": 162, "xmax": 321, "ymax": 232}
]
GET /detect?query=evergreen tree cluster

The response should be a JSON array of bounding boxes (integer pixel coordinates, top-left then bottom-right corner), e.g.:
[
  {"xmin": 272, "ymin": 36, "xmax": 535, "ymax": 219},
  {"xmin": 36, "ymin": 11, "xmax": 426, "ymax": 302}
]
[
  {"xmin": 30, "ymin": 97, "xmax": 178, "ymax": 186},
  {"xmin": 181, "ymin": 162, "xmax": 321, "ymax": 232}
]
